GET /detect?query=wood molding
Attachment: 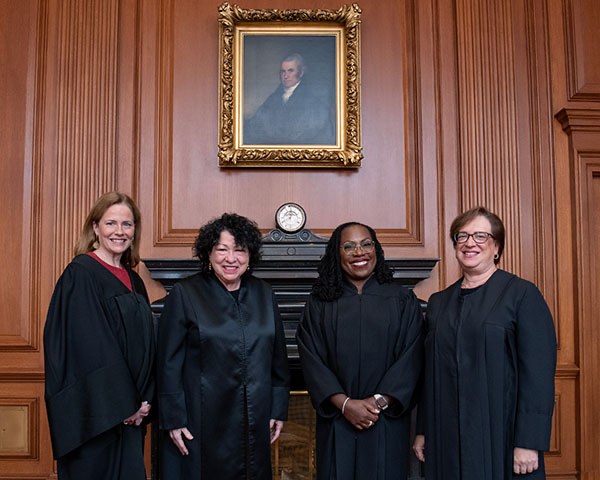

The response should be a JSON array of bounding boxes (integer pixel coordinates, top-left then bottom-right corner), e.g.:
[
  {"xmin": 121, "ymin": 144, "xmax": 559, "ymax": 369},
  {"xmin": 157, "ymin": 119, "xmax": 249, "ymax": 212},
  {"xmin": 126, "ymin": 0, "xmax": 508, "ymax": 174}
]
[
  {"xmin": 0, "ymin": 0, "xmax": 49, "ymax": 352},
  {"xmin": 0, "ymin": 397, "xmax": 40, "ymax": 460},
  {"xmin": 152, "ymin": 0, "xmax": 425, "ymax": 247},
  {"xmin": 53, "ymin": 0, "xmax": 120, "ymax": 277},
  {"xmin": 523, "ymin": 0, "xmax": 560, "ymax": 347},
  {"xmin": 0, "ymin": 398, "xmax": 39, "ymax": 460},
  {"xmin": 574, "ymin": 155, "xmax": 600, "ymax": 476},
  {"xmin": 0, "ymin": 373, "xmax": 45, "ymax": 382},
  {"xmin": 547, "ymin": 394, "xmax": 562, "ymax": 455},
  {"xmin": 455, "ymin": 0, "xmax": 523, "ymax": 276},
  {"xmin": 556, "ymin": 108, "xmax": 600, "ymax": 133},
  {"xmin": 562, "ymin": 0, "xmax": 600, "ymax": 101}
]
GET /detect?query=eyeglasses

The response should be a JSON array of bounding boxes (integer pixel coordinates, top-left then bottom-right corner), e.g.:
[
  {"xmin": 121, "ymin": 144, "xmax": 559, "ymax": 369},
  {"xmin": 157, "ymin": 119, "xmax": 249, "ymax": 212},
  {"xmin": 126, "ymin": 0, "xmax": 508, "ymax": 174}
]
[
  {"xmin": 453, "ymin": 232, "xmax": 495, "ymax": 244},
  {"xmin": 341, "ymin": 240, "xmax": 375, "ymax": 255}
]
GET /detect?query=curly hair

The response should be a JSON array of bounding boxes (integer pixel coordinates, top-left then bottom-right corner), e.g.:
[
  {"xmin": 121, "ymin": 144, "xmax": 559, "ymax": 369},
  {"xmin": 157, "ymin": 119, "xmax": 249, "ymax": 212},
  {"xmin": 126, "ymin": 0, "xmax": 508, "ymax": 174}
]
[
  {"xmin": 312, "ymin": 222, "xmax": 393, "ymax": 301},
  {"xmin": 193, "ymin": 213, "xmax": 262, "ymax": 275}
]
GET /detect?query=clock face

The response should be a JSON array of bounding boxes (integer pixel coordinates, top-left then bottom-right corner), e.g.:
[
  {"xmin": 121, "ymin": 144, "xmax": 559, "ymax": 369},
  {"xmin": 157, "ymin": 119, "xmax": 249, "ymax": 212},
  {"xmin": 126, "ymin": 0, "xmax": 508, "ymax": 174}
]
[{"xmin": 276, "ymin": 203, "xmax": 306, "ymax": 233}]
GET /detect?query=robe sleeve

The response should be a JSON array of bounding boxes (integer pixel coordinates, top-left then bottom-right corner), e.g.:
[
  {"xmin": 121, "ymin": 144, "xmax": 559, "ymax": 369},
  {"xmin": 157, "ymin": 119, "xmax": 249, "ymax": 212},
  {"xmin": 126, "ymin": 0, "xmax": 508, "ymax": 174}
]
[
  {"xmin": 296, "ymin": 296, "xmax": 346, "ymax": 413},
  {"xmin": 157, "ymin": 283, "xmax": 190, "ymax": 430},
  {"xmin": 513, "ymin": 283, "xmax": 557, "ymax": 451},
  {"xmin": 270, "ymin": 294, "xmax": 290, "ymax": 420},
  {"xmin": 44, "ymin": 262, "xmax": 140, "ymax": 458},
  {"xmin": 375, "ymin": 290, "xmax": 425, "ymax": 416}
]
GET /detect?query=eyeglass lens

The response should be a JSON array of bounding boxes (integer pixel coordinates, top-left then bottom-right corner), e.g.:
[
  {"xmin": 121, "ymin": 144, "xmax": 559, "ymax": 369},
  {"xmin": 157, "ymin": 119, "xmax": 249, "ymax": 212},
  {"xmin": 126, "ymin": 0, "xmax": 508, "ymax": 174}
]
[
  {"xmin": 455, "ymin": 232, "xmax": 492, "ymax": 244},
  {"xmin": 342, "ymin": 240, "xmax": 374, "ymax": 254}
]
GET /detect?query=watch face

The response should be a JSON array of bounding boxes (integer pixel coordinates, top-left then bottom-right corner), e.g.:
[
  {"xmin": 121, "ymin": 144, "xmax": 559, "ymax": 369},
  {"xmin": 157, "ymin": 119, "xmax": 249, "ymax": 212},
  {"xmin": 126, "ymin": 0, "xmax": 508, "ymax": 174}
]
[{"xmin": 276, "ymin": 203, "xmax": 306, "ymax": 233}]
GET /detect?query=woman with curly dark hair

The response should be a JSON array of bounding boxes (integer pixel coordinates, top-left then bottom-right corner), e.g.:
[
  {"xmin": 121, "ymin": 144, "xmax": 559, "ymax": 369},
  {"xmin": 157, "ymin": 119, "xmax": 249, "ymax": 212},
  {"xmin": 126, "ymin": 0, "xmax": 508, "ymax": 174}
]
[
  {"xmin": 296, "ymin": 222, "xmax": 424, "ymax": 479},
  {"xmin": 157, "ymin": 213, "xmax": 289, "ymax": 480}
]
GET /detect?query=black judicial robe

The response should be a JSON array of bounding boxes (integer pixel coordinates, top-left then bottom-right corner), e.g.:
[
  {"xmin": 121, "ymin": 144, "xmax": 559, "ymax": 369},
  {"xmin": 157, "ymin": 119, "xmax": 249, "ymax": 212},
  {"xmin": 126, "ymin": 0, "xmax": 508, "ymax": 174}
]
[
  {"xmin": 44, "ymin": 254, "xmax": 155, "ymax": 479},
  {"xmin": 420, "ymin": 269, "xmax": 557, "ymax": 479},
  {"xmin": 296, "ymin": 277, "xmax": 424, "ymax": 480},
  {"xmin": 158, "ymin": 273, "xmax": 290, "ymax": 480}
]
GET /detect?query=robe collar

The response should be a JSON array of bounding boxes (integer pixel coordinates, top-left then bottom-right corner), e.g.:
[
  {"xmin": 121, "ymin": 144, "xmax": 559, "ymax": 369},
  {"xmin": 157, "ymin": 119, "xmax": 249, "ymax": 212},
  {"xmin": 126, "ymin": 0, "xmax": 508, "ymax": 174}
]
[
  {"xmin": 74, "ymin": 253, "xmax": 138, "ymax": 296},
  {"xmin": 341, "ymin": 273, "xmax": 379, "ymax": 295},
  {"xmin": 207, "ymin": 271, "xmax": 252, "ymax": 302},
  {"xmin": 439, "ymin": 269, "xmax": 516, "ymax": 322}
]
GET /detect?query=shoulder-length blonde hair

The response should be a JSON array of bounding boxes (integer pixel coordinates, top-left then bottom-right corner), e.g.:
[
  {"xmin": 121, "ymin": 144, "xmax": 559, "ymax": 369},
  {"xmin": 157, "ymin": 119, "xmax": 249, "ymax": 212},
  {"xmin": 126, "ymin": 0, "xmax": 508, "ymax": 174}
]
[{"xmin": 74, "ymin": 192, "xmax": 142, "ymax": 267}]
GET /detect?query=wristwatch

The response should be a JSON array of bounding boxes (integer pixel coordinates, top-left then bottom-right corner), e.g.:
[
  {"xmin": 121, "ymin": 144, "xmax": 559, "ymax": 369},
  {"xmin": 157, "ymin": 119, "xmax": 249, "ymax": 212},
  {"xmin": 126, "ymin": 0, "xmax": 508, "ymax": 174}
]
[{"xmin": 374, "ymin": 393, "xmax": 389, "ymax": 410}]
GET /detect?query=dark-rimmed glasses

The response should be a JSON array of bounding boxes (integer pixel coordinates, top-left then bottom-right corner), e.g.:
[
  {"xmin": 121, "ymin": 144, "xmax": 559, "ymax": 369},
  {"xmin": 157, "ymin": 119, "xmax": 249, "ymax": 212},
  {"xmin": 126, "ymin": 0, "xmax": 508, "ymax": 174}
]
[
  {"xmin": 453, "ymin": 232, "xmax": 495, "ymax": 244},
  {"xmin": 341, "ymin": 240, "xmax": 375, "ymax": 255}
]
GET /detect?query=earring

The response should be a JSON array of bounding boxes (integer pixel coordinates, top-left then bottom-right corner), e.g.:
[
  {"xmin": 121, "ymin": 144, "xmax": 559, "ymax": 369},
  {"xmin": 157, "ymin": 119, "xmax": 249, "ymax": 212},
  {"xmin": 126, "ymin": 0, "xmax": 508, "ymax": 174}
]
[
  {"xmin": 494, "ymin": 253, "xmax": 499, "ymax": 260},
  {"xmin": 92, "ymin": 235, "xmax": 99, "ymax": 250},
  {"xmin": 208, "ymin": 263, "xmax": 212, "ymax": 271}
]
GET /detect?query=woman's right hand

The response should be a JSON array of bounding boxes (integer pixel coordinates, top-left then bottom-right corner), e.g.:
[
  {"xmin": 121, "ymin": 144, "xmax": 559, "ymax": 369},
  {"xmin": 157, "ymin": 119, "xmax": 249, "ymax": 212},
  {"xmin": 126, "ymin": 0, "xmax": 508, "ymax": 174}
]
[
  {"xmin": 169, "ymin": 427, "xmax": 194, "ymax": 456},
  {"xmin": 343, "ymin": 398, "xmax": 380, "ymax": 430},
  {"xmin": 413, "ymin": 434, "xmax": 425, "ymax": 462}
]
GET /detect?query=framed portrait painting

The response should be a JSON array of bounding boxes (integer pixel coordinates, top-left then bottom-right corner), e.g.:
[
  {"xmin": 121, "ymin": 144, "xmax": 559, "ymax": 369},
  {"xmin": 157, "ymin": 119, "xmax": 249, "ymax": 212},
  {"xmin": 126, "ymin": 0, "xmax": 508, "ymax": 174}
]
[{"xmin": 217, "ymin": 3, "xmax": 362, "ymax": 167}]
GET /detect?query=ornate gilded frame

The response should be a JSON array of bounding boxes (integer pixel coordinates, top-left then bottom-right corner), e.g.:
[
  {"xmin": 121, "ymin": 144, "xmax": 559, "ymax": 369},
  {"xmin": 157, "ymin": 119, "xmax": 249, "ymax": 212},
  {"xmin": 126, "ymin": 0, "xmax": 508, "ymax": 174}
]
[{"xmin": 218, "ymin": 3, "xmax": 362, "ymax": 167}]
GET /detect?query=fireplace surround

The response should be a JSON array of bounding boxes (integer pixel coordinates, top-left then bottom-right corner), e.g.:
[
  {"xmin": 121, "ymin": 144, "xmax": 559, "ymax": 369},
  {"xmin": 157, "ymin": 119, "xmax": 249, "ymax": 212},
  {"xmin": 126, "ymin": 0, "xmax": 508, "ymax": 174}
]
[{"xmin": 145, "ymin": 228, "xmax": 438, "ymax": 479}]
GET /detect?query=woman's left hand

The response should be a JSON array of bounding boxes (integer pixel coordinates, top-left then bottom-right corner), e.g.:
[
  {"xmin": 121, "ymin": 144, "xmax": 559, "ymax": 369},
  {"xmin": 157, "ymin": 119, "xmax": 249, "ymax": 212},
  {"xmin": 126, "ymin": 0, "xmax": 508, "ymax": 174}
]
[
  {"xmin": 123, "ymin": 401, "xmax": 151, "ymax": 426},
  {"xmin": 513, "ymin": 447, "xmax": 539, "ymax": 474},
  {"xmin": 270, "ymin": 419, "xmax": 283, "ymax": 443}
]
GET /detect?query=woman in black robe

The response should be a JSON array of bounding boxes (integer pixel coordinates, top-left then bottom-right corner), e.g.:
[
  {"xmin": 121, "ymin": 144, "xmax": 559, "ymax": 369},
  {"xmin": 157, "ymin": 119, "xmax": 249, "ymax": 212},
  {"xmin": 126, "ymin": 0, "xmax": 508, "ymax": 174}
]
[
  {"xmin": 296, "ymin": 222, "xmax": 424, "ymax": 479},
  {"xmin": 413, "ymin": 207, "xmax": 557, "ymax": 479},
  {"xmin": 157, "ymin": 213, "xmax": 289, "ymax": 480},
  {"xmin": 44, "ymin": 192, "xmax": 155, "ymax": 480}
]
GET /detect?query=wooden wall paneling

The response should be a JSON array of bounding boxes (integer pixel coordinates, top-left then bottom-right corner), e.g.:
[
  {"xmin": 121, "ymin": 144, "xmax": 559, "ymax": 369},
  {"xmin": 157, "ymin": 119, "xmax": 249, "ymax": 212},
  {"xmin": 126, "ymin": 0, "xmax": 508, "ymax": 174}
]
[
  {"xmin": 0, "ymin": 1, "xmax": 57, "ymax": 476},
  {"xmin": 547, "ymin": 371, "xmax": 580, "ymax": 476},
  {"xmin": 522, "ymin": 0, "xmax": 559, "ymax": 308},
  {"xmin": 0, "ymin": 0, "xmax": 41, "ymax": 358},
  {"xmin": 455, "ymin": 0, "xmax": 524, "ymax": 276},
  {"xmin": 116, "ymin": 0, "xmax": 143, "ymax": 198},
  {"xmin": 556, "ymin": 108, "xmax": 600, "ymax": 479},
  {"xmin": 562, "ymin": 0, "xmax": 600, "ymax": 101},
  {"xmin": 53, "ymin": 0, "xmax": 120, "ymax": 276},
  {"xmin": 139, "ymin": 0, "xmax": 429, "ymax": 257},
  {"xmin": 0, "ymin": 381, "xmax": 53, "ymax": 478},
  {"xmin": 430, "ymin": 0, "xmax": 462, "ymax": 290}
]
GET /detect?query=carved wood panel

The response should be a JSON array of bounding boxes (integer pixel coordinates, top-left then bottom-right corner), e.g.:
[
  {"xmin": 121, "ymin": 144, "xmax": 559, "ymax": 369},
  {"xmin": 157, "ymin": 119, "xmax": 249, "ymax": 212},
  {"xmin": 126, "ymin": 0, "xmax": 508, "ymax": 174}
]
[
  {"xmin": 53, "ymin": 0, "xmax": 120, "ymax": 276},
  {"xmin": 563, "ymin": 0, "xmax": 600, "ymax": 101}
]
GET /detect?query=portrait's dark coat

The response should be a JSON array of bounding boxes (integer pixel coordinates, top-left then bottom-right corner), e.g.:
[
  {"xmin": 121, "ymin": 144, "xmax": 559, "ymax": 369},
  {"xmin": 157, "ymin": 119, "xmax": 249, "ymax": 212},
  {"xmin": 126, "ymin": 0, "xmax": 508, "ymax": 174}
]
[
  {"xmin": 158, "ymin": 273, "xmax": 289, "ymax": 480},
  {"xmin": 296, "ymin": 277, "xmax": 424, "ymax": 480},
  {"xmin": 420, "ymin": 269, "xmax": 557, "ymax": 479},
  {"xmin": 244, "ymin": 81, "xmax": 335, "ymax": 145},
  {"xmin": 44, "ymin": 254, "xmax": 155, "ymax": 480}
]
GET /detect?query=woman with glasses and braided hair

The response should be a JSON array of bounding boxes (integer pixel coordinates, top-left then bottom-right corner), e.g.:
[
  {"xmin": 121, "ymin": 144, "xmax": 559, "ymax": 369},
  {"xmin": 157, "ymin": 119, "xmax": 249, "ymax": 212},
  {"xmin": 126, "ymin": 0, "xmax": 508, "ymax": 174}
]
[
  {"xmin": 413, "ymin": 206, "xmax": 557, "ymax": 479},
  {"xmin": 296, "ymin": 222, "xmax": 424, "ymax": 479}
]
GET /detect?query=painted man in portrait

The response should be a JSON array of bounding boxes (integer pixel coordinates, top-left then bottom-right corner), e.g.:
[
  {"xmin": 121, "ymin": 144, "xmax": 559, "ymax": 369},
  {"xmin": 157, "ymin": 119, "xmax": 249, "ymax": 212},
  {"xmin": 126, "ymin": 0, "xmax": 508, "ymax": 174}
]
[{"xmin": 244, "ymin": 53, "xmax": 336, "ymax": 146}]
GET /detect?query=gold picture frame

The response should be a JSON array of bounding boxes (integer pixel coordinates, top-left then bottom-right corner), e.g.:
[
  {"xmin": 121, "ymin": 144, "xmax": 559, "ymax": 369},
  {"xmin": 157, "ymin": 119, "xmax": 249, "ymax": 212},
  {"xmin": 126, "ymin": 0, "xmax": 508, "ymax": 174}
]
[{"xmin": 217, "ymin": 3, "xmax": 362, "ymax": 168}]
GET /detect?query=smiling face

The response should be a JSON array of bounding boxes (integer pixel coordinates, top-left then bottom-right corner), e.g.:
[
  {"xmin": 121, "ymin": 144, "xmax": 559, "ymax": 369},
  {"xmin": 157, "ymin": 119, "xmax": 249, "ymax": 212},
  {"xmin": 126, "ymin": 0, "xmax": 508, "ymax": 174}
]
[
  {"xmin": 454, "ymin": 215, "xmax": 499, "ymax": 276},
  {"xmin": 92, "ymin": 203, "xmax": 135, "ymax": 264},
  {"xmin": 280, "ymin": 60, "xmax": 303, "ymax": 89},
  {"xmin": 339, "ymin": 224, "xmax": 377, "ymax": 291},
  {"xmin": 209, "ymin": 230, "xmax": 250, "ymax": 291}
]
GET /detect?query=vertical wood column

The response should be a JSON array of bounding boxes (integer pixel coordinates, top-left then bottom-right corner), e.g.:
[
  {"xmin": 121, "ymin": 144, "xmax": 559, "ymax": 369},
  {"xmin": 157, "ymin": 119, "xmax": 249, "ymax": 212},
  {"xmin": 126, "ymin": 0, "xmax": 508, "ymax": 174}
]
[
  {"xmin": 455, "ymin": 0, "xmax": 522, "ymax": 274},
  {"xmin": 54, "ymin": 0, "xmax": 119, "ymax": 275}
]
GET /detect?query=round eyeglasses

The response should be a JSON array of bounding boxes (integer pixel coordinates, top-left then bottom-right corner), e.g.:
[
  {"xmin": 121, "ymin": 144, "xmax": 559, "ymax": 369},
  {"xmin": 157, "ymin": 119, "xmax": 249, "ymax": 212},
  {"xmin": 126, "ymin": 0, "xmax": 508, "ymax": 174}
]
[
  {"xmin": 453, "ymin": 232, "xmax": 495, "ymax": 244},
  {"xmin": 341, "ymin": 240, "xmax": 375, "ymax": 255}
]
